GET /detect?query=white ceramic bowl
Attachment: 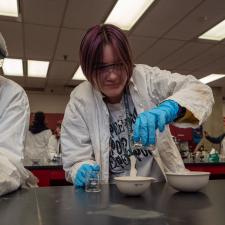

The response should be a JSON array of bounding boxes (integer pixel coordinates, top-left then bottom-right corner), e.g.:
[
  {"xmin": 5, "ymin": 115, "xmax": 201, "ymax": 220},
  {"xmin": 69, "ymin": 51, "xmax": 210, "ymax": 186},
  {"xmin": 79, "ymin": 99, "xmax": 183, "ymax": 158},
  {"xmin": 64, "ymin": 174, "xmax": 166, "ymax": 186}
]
[
  {"xmin": 166, "ymin": 171, "xmax": 210, "ymax": 192},
  {"xmin": 114, "ymin": 176, "xmax": 155, "ymax": 196}
]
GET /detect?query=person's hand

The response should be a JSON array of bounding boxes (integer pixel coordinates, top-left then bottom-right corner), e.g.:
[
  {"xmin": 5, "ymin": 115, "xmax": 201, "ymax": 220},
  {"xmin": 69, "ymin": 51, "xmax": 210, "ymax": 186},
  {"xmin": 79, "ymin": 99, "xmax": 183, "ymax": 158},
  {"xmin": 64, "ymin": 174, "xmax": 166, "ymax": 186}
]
[
  {"xmin": 74, "ymin": 164, "xmax": 100, "ymax": 187},
  {"xmin": 133, "ymin": 100, "xmax": 179, "ymax": 146},
  {"xmin": 204, "ymin": 131, "xmax": 208, "ymax": 137}
]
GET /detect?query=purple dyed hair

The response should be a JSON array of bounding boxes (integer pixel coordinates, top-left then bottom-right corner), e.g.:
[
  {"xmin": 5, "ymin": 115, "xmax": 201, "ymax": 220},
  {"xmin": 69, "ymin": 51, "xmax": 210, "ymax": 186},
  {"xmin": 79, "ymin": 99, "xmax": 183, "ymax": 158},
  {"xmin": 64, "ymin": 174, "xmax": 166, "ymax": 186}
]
[{"xmin": 79, "ymin": 24, "xmax": 133, "ymax": 86}]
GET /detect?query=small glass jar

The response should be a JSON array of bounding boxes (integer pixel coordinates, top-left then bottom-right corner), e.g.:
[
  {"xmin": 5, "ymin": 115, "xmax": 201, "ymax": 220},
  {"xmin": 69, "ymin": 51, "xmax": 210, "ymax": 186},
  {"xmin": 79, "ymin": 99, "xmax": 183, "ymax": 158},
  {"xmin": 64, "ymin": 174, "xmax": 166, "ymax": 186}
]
[{"xmin": 85, "ymin": 170, "xmax": 101, "ymax": 192}]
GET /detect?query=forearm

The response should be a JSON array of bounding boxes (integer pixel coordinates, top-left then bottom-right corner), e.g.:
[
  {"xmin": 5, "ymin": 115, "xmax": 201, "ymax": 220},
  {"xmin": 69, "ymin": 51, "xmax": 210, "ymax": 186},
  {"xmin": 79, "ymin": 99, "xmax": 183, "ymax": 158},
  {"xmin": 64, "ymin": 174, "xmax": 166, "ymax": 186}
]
[
  {"xmin": 145, "ymin": 66, "xmax": 214, "ymax": 126},
  {"xmin": 175, "ymin": 106, "xmax": 198, "ymax": 124},
  {"xmin": 205, "ymin": 134, "xmax": 225, "ymax": 144}
]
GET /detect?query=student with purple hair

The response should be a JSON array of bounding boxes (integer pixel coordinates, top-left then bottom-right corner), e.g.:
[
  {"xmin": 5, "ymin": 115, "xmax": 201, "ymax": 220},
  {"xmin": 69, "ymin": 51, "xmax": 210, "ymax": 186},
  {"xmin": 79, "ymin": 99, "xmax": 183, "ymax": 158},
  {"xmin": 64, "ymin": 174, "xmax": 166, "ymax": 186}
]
[{"xmin": 61, "ymin": 24, "xmax": 214, "ymax": 187}]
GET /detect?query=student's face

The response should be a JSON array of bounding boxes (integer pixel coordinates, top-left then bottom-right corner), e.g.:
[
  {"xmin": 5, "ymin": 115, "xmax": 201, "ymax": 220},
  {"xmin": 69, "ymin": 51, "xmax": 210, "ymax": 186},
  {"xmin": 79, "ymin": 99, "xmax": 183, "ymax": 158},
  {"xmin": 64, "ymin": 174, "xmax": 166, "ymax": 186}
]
[{"xmin": 94, "ymin": 45, "xmax": 128, "ymax": 104}]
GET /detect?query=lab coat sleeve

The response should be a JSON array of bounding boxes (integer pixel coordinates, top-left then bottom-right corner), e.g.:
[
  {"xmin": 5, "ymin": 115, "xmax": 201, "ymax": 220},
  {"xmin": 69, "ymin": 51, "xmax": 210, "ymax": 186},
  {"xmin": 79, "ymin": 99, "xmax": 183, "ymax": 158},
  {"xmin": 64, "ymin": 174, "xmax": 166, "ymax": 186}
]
[
  {"xmin": 0, "ymin": 79, "xmax": 37, "ymax": 196},
  {"xmin": 0, "ymin": 80, "xmax": 30, "ymax": 161},
  {"xmin": 143, "ymin": 65, "xmax": 214, "ymax": 127},
  {"xmin": 0, "ymin": 154, "xmax": 21, "ymax": 196},
  {"xmin": 61, "ymin": 90, "xmax": 96, "ymax": 183},
  {"xmin": 0, "ymin": 150, "xmax": 38, "ymax": 196}
]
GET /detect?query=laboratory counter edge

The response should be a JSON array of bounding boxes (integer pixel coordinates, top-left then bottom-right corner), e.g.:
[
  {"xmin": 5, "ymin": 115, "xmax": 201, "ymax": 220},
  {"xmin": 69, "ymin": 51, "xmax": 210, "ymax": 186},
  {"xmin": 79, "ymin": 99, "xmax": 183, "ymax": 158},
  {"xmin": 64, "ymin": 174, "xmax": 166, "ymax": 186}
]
[{"xmin": 24, "ymin": 161, "xmax": 225, "ymax": 186}]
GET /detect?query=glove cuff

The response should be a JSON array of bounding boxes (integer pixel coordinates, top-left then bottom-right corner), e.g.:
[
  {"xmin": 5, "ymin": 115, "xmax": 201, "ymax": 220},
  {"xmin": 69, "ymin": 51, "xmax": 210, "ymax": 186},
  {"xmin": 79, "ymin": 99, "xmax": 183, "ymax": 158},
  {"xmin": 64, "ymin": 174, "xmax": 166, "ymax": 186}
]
[
  {"xmin": 159, "ymin": 100, "xmax": 179, "ymax": 122},
  {"xmin": 175, "ymin": 105, "xmax": 186, "ymax": 120}
]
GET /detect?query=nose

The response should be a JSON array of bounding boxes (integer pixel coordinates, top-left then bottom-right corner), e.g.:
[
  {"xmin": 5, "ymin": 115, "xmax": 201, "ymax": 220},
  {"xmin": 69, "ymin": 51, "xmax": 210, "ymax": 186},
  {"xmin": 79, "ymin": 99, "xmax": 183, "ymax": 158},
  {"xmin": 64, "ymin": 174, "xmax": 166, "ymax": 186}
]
[{"xmin": 106, "ymin": 69, "xmax": 118, "ymax": 81}]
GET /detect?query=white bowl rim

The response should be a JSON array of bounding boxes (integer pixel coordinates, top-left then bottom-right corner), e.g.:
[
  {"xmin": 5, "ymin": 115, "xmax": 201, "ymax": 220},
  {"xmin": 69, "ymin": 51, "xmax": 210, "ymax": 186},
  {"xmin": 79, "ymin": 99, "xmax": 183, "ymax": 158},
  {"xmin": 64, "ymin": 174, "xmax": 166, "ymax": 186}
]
[
  {"xmin": 166, "ymin": 171, "xmax": 210, "ymax": 176},
  {"xmin": 114, "ymin": 176, "xmax": 155, "ymax": 181}
]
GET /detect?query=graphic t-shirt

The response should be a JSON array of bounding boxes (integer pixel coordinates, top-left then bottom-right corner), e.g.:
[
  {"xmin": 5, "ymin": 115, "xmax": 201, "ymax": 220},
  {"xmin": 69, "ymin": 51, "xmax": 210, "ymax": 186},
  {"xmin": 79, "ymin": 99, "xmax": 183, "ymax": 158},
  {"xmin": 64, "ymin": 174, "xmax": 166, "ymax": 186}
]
[{"xmin": 107, "ymin": 91, "xmax": 155, "ymax": 182}]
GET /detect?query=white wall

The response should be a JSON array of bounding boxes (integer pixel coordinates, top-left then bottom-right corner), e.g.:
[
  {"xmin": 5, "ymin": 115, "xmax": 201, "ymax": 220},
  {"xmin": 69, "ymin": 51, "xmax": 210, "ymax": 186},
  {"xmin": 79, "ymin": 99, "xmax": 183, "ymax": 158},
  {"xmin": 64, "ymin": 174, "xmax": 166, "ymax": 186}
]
[
  {"xmin": 204, "ymin": 87, "xmax": 224, "ymax": 135},
  {"xmin": 27, "ymin": 92, "xmax": 70, "ymax": 113}
]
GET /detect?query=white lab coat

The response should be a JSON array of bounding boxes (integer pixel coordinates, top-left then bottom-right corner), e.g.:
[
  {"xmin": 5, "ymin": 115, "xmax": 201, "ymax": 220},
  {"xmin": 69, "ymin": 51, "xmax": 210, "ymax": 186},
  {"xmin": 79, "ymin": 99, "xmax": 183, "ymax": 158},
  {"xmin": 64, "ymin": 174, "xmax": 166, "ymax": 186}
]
[
  {"xmin": 0, "ymin": 76, "xmax": 29, "ymax": 160},
  {"xmin": 24, "ymin": 129, "xmax": 52, "ymax": 163},
  {"xmin": 48, "ymin": 135, "xmax": 61, "ymax": 159},
  {"xmin": 61, "ymin": 64, "xmax": 214, "ymax": 184},
  {"xmin": 0, "ymin": 76, "xmax": 37, "ymax": 196}
]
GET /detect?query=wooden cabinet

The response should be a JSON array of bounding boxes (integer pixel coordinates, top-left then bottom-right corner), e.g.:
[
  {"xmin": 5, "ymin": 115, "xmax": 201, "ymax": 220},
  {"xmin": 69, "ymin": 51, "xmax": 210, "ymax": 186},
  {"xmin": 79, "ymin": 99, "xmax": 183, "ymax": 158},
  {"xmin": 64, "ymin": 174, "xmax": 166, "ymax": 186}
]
[{"xmin": 25, "ymin": 165, "xmax": 71, "ymax": 187}]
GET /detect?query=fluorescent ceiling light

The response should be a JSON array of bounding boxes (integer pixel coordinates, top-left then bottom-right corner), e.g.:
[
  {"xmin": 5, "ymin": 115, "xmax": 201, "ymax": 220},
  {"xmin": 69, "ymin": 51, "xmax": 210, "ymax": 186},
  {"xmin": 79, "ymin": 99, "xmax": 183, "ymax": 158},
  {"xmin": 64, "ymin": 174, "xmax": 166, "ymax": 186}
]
[
  {"xmin": 199, "ymin": 19, "xmax": 225, "ymax": 41},
  {"xmin": 199, "ymin": 74, "xmax": 225, "ymax": 84},
  {"xmin": 0, "ymin": 0, "xmax": 19, "ymax": 17},
  {"xmin": 72, "ymin": 66, "xmax": 86, "ymax": 80},
  {"xmin": 28, "ymin": 60, "xmax": 49, "ymax": 78},
  {"xmin": 3, "ymin": 58, "xmax": 23, "ymax": 76},
  {"xmin": 105, "ymin": 0, "xmax": 154, "ymax": 30}
]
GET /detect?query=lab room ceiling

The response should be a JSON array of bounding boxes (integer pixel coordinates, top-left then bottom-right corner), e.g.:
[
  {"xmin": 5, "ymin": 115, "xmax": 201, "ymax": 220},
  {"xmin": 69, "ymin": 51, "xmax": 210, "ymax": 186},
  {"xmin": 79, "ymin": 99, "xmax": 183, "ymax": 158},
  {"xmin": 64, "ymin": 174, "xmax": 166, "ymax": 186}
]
[{"xmin": 1, "ymin": 0, "xmax": 225, "ymax": 96}]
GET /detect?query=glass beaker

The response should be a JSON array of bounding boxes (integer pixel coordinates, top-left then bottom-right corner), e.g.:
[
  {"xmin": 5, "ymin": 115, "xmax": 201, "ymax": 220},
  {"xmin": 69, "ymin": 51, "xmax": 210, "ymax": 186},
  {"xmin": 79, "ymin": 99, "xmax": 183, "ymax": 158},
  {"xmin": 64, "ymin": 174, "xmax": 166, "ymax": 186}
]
[{"xmin": 85, "ymin": 170, "xmax": 101, "ymax": 192}]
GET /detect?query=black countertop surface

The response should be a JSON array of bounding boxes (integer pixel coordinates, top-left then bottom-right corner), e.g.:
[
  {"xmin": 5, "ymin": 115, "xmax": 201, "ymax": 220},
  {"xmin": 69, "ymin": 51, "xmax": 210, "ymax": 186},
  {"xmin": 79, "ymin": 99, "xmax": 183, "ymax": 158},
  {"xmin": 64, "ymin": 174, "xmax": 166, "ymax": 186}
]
[
  {"xmin": 24, "ymin": 161, "xmax": 225, "ymax": 170},
  {"xmin": 23, "ymin": 158, "xmax": 225, "ymax": 170},
  {"xmin": 184, "ymin": 161, "xmax": 225, "ymax": 166},
  {"xmin": 0, "ymin": 181, "xmax": 225, "ymax": 225},
  {"xmin": 24, "ymin": 159, "xmax": 63, "ymax": 170}
]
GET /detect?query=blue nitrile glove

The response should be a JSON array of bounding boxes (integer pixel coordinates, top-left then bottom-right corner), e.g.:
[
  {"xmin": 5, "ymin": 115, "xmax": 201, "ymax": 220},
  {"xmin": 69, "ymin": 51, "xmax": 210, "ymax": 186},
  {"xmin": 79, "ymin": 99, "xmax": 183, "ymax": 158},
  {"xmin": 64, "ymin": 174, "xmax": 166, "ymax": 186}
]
[
  {"xmin": 133, "ymin": 100, "xmax": 179, "ymax": 146},
  {"xmin": 74, "ymin": 164, "xmax": 100, "ymax": 187}
]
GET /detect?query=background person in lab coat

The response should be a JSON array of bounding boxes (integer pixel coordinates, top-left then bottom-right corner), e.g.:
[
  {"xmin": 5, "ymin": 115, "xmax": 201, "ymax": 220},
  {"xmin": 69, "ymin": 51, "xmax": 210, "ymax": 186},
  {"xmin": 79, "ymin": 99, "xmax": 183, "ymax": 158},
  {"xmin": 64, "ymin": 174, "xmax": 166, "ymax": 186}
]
[
  {"xmin": 0, "ymin": 32, "xmax": 37, "ymax": 196},
  {"xmin": 24, "ymin": 111, "xmax": 52, "ymax": 164},
  {"xmin": 48, "ymin": 120, "xmax": 62, "ymax": 160},
  {"xmin": 61, "ymin": 24, "xmax": 214, "ymax": 187}
]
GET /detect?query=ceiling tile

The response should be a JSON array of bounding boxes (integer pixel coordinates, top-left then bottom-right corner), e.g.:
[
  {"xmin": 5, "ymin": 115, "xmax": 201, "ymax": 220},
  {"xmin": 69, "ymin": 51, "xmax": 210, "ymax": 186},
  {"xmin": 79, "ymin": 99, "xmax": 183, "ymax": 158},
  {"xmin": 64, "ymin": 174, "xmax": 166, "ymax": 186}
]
[
  {"xmin": 181, "ymin": 70, "xmax": 208, "ymax": 78},
  {"xmin": 63, "ymin": 0, "xmax": 115, "ymax": 29},
  {"xmin": 47, "ymin": 78, "xmax": 67, "ymax": 86},
  {"xmin": 207, "ymin": 77, "xmax": 225, "ymax": 88},
  {"xmin": 26, "ymin": 78, "xmax": 46, "ymax": 88},
  {"xmin": 177, "ymin": 44, "xmax": 225, "ymax": 71},
  {"xmin": 136, "ymin": 39, "xmax": 185, "ymax": 66},
  {"xmin": 4, "ymin": 76, "xmax": 25, "ymax": 86},
  {"xmin": 48, "ymin": 61, "xmax": 76, "ymax": 80},
  {"xmin": 195, "ymin": 57, "xmax": 225, "ymax": 75},
  {"xmin": 132, "ymin": 0, "xmax": 202, "ymax": 37},
  {"xmin": 22, "ymin": 0, "xmax": 67, "ymax": 26},
  {"xmin": 54, "ymin": 28, "xmax": 84, "ymax": 61},
  {"xmin": 0, "ymin": 21, "xmax": 23, "ymax": 58},
  {"xmin": 24, "ymin": 24, "xmax": 59, "ymax": 60},
  {"xmin": 45, "ymin": 86, "xmax": 71, "ymax": 95},
  {"xmin": 128, "ymin": 36, "xmax": 156, "ymax": 59},
  {"xmin": 66, "ymin": 79, "xmax": 84, "ymax": 87},
  {"xmin": 158, "ymin": 41, "xmax": 213, "ymax": 70},
  {"xmin": 171, "ymin": 69, "xmax": 195, "ymax": 76},
  {"xmin": 165, "ymin": 0, "xmax": 225, "ymax": 40}
]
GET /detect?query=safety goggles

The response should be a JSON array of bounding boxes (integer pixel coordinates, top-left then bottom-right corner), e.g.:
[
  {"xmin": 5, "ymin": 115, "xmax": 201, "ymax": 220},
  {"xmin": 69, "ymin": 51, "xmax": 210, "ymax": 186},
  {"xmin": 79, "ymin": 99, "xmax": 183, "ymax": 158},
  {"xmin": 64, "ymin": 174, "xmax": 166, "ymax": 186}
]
[{"xmin": 95, "ymin": 63, "xmax": 124, "ymax": 76}]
